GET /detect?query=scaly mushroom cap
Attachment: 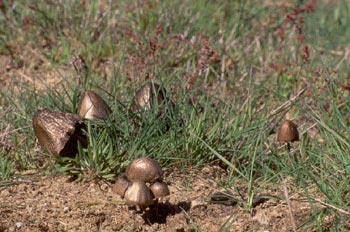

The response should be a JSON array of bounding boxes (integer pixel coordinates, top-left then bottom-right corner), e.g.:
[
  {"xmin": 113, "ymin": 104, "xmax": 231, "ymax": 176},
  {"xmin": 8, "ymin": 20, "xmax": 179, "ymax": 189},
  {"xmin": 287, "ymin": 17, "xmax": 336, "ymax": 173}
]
[
  {"xmin": 78, "ymin": 91, "xmax": 112, "ymax": 120},
  {"xmin": 130, "ymin": 82, "xmax": 165, "ymax": 113},
  {"xmin": 149, "ymin": 181, "xmax": 170, "ymax": 199},
  {"xmin": 112, "ymin": 175, "xmax": 131, "ymax": 198},
  {"xmin": 277, "ymin": 120, "xmax": 299, "ymax": 142},
  {"xmin": 124, "ymin": 181, "xmax": 154, "ymax": 207},
  {"xmin": 32, "ymin": 108, "xmax": 87, "ymax": 157},
  {"xmin": 126, "ymin": 157, "xmax": 163, "ymax": 183}
]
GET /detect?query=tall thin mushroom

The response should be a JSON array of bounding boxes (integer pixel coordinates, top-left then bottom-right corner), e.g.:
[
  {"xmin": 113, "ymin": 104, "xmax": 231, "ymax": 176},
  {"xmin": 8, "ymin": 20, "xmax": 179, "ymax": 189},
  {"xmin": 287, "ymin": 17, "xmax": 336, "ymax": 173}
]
[{"xmin": 277, "ymin": 119, "xmax": 299, "ymax": 151}]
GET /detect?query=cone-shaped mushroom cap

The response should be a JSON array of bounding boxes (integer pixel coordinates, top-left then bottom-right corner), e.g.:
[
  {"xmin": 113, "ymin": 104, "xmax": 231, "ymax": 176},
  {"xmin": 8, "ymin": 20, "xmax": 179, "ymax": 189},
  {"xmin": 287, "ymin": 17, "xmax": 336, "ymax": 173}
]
[
  {"xmin": 149, "ymin": 181, "xmax": 170, "ymax": 198},
  {"xmin": 130, "ymin": 82, "xmax": 165, "ymax": 113},
  {"xmin": 126, "ymin": 157, "xmax": 163, "ymax": 183},
  {"xmin": 78, "ymin": 91, "xmax": 112, "ymax": 120},
  {"xmin": 124, "ymin": 181, "xmax": 154, "ymax": 206},
  {"xmin": 277, "ymin": 120, "xmax": 299, "ymax": 142},
  {"xmin": 112, "ymin": 175, "xmax": 131, "ymax": 198},
  {"xmin": 32, "ymin": 109, "xmax": 87, "ymax": 157}
]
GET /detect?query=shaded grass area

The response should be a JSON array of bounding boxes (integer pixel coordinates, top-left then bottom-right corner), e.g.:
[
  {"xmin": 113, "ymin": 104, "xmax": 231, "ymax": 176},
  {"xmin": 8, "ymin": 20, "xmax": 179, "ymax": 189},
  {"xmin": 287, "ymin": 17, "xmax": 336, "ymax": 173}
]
[{"xmin": 1, "ymin": 0, "xmax": 350, "ymax": 230}]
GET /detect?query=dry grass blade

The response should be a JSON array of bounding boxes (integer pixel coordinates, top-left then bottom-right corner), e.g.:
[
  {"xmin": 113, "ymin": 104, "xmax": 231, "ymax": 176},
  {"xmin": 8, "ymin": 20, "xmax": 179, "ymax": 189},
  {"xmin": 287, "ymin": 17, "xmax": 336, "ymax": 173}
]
[
  {"xmin": 291, "ymin": 197, "xmax": 350, "ymax": 216},
  {"xmin": 269, "ymin": 86, "xmax": 307, "ymax": 118},
  {"xmin": 282, "ymin": 178, "xmax": 297, "ymax": 232},
  {"xmin": 0, "ymin": 124, "xmax": 11, "ymax": 145},
  {"xmin": 311, "ymin": 198, "xmax": 350, "ymax": 216}
]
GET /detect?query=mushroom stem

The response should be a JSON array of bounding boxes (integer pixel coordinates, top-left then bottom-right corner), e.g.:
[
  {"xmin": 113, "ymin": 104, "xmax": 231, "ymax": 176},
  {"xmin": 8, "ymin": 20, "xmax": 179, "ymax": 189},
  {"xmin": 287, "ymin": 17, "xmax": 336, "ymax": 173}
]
[
  {"xmin": 286, "ymin": 142, "xmax": 291, "ymax": 152},
  {"xmin": 132, "ymin": 209, "xmax": 137, "ymax": 229},
  {"xmin": 285, "ymin": 145, "xmax": 299, "ymax": 170},
  {"xmin": 140, "ymin": 205, "xmax": 146, "ymax": 212},
  {"xmin": 154, "ymin": 198, "xmax": 160, "ymax": 216}
]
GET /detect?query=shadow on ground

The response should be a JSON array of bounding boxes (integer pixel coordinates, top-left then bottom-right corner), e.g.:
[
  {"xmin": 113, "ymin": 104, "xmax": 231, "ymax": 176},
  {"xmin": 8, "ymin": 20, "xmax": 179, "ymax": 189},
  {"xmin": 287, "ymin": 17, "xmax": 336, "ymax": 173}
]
[{"xmin": 141, "ymin": 201, "xmax": 191, "ymax": 224}]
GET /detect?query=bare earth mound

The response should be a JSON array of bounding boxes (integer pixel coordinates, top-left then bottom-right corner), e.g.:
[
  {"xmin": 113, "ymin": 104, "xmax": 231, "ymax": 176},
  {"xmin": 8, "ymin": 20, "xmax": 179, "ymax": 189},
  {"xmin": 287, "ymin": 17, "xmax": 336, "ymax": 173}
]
[{"xmin": 0, "ymin": 166, "xmax": 321, "ymax": 231}]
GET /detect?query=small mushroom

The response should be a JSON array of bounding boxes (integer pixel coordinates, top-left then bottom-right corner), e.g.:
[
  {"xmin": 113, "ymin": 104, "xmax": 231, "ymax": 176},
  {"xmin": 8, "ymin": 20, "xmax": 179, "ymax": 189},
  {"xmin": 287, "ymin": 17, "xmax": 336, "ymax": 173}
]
[
  {"xmin": 149, "ymin": 181, "xmax": 170, "ymax": 199},
  {"xmin": 112, "ymin": 175, "xmax": 131, "ymax": 198},
  {"xmin": 149, "ymin": 181, "xmax": 170, "ymax": 215},
  {"xmin": 124, "ymin": 181, "xmax": 154, "ymax": 207},
  {"xmin": 277, "ymin": 119, "xmax": 299, "ymax": 151},
  {"xmin": 130, "ymin": 82, "xmax": 165, "ymax": 114},
  {"xmin": 126, "ymin": 157, "xmax": 163, "ymax": 183},
  {"xmin": 32, "ymin": 108, "xmax": 87, "ymax": 157},
  {"xmin": 78, "ymin": 90, "xmax": 112, "ymax": 120}
]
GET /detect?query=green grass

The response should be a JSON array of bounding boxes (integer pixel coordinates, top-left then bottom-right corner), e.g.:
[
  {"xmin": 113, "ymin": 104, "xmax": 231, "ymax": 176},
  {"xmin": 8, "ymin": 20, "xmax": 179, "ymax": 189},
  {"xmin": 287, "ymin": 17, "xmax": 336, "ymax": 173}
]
[{"xmin": 1, "ymin": 0, "xmax": 350, "ymax": 230}]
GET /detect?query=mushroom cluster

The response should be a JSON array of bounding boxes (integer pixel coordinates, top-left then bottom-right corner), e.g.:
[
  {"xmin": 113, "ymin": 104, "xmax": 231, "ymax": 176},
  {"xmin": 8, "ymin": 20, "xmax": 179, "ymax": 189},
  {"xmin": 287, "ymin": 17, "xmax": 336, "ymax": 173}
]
[
  {"xmin": 32, "ymin": 90, "xmax": 111, "ymax": 157},
  {"xmin": 112, "ymin": 157, "xmax": 170, "ymax": 210},
  {"xmin": 32, "ymin": 57, "xmax": 174, "ymax": 160},
  {"xmin": 32, "ymin": 82, "xmax": 172, "ymax": 157},
  {"xmin": 32, "ymin": 54, "xmax": 114, "ymax": 157}
]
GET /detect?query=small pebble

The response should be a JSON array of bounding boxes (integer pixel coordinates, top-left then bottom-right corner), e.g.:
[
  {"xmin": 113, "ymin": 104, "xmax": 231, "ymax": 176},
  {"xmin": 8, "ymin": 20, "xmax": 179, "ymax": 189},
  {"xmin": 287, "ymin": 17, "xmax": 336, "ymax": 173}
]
[
  {"xmin": 201, "ymin": 166, "xmax": 212, "ymax": 174},
  {"xmin": 16, "ymin": 222, "xmax": 23, "ymax": 228},
  {"xmin": 191, "ymin": 197, "xmax": 206, "ymax": 209},
  {"xmin": 0, "ymin": 189, "xmax": 11, "ymax": 197},
  {"xmin": 63, "ymin": 206, "xmax": 70, "ymax": 213}
]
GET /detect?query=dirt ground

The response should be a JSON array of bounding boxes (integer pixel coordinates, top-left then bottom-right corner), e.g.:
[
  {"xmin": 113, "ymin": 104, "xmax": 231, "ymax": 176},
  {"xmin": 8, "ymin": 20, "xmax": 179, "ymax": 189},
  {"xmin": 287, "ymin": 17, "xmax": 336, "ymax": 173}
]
[{"xmin": 0, "ymin": 165, "xmax": 323, "ymax": 232}]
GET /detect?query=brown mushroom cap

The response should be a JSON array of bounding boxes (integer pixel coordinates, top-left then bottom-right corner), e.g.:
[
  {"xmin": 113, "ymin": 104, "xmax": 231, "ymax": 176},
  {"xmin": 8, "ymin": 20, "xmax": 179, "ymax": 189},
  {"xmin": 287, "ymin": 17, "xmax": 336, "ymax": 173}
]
[
  {"xmin": 112, "ymin": 175, "xmax": 131, "ymax": 198},
  {"xmin": 78, "ymin": 91, "xmax": 112, "ymax": 120},
  {"xmin": 124, "ymin": 181, "xmax": 154, "ymax": 207},
  {"xmin": 277, "ymin": 120, "xmax": 299, "ymax": 142},
  {"xmin": 32, "ymin": 108, "xmax": 87, "ymax": 157},
  {"xmin": 130, "ymin": 82, "xmax": 165, "ymax": 113},
  {"xmin": 149, "ymin": 181, "xmax": 170, "ymax": 199},
  {"xmin": 126, "ymin": 157, "xmax": 163, "ymax": 183}
]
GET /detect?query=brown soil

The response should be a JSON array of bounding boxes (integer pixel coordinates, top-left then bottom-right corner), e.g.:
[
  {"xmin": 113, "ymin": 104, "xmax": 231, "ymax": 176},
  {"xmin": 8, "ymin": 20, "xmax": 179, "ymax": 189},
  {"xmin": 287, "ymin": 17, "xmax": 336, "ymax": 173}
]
[{"xmin": 0, "ymin": 166, "xmax": 322, "ymax": 232}]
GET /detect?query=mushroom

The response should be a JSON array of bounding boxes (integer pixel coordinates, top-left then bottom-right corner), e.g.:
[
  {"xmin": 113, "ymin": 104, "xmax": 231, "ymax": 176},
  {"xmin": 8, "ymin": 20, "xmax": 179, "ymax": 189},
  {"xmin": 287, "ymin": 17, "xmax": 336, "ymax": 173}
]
[
  {"xmin": 149, "ymin": 181, "xmax": 170, "ymax": 199},
  {"xmin": 125, "ymin": 157, "xmax": 163, "ymax": 183},
  {"xmin": 32, "ymin": 108, "xmax": 87, "ymax": 157},
  {"xmin": 130, "ymin": 82, "xmax": 165, "ymax": 114},
  {"xmin": 124, "ymin": 181, "xmax": 154, "ymax": 208},
  {"xmin": 277, "ymin": 119, "xmax": 299, "ymax": 151},
  {"xmin": 112, "ymin": 175, "xmax": 131, "ymax": 199},
  {"xmin": 112, "ymin": 157, "xmax": 169, "ymax": 212},
  {"xmin": 149, "ymin": 181, "xmax": 170, "ymax": 215},
  {"xmin": 78, "ymin": 90, "xmax": 112, "ymax": 120}
]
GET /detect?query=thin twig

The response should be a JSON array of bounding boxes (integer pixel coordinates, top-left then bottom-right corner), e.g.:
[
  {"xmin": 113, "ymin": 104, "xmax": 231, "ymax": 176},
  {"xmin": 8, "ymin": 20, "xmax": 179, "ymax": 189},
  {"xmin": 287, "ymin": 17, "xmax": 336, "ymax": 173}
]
[{"xmin": 299, "ymin": 122, "xmax": 318, "ymax": 137}]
